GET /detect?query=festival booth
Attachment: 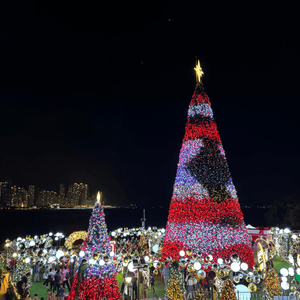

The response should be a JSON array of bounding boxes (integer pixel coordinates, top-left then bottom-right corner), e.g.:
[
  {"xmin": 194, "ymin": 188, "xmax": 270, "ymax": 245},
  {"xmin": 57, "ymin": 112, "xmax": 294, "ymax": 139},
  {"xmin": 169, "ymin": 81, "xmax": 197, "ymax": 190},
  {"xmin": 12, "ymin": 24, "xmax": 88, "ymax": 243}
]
[{"xmin": 246, "ymin": 225, "xmax": 272, "ymax": 242}]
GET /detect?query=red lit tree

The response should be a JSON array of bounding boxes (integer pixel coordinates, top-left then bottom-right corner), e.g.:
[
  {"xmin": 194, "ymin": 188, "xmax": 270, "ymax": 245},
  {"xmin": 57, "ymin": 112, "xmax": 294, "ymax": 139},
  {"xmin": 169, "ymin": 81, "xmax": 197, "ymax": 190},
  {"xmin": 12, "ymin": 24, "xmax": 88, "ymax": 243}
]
[
  {"xmin": 161, "ymin": 61, "xmax": 254, "ymax": 267},
  {"xmin": 69, "ymin": 193, "xmax": 120, "ymax": 300}
]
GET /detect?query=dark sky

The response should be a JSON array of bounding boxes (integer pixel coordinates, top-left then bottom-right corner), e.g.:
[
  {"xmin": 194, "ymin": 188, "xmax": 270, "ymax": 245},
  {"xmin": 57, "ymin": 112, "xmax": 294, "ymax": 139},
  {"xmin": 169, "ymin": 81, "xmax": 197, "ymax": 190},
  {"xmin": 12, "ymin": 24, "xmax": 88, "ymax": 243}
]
[{"xmin": 0, "ymin": 0, "xmax": 299, "ymax": 206}]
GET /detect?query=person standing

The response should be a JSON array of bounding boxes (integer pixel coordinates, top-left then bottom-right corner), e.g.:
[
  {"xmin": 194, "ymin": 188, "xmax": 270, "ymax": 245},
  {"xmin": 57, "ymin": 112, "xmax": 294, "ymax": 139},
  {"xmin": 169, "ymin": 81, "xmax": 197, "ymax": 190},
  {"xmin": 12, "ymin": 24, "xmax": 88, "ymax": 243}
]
[
  {"xmin": 42, "ymin": 267, "xmax": 50, "ymax": 287},
  {"xmin": 56, "ymin": 284, "xmax": 64, "ymax": 300},
  {"xmin": 140, "ymin": 272, "xmax": 147, "ymax": 300},
  {"xmin": 48, "ymin": 269, "xmax": 55, "ymax": 292},
  {"xmin": 61, "ymin": 266, "xmax": 70, "ymax": 292},
  {"xmin": 132, "ymin": 273, "xmax": 138, "ymax": 300},
  {"xmin": 150, "ymin": 275, "xmax": 155, "ymax": 296},
  {"xmin": 53, "ymin": 269, "xmax": 62, "ymax": 295},
  {"xmin": 33, "ymin": 263, "xmax": 41, "ymax": 282},
  {"xmin": 162, "ymin": 264, "xmax": 170, "ymax": 287},
  {"xmin": 186, "ymin": 274, "xmax": 195, "ymax": 299},
  {"xmin": 120, "ymin": 277, "xmax": 133, "ymax": 300}
]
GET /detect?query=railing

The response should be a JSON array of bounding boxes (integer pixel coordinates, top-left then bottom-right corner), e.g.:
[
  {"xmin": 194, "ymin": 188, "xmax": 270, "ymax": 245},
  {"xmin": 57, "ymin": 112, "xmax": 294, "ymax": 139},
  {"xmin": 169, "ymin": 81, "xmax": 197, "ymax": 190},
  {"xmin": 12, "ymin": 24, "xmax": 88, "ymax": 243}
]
[{"xmin": 236, "ymin": 291, "xmax": 261, "ymax": 300}]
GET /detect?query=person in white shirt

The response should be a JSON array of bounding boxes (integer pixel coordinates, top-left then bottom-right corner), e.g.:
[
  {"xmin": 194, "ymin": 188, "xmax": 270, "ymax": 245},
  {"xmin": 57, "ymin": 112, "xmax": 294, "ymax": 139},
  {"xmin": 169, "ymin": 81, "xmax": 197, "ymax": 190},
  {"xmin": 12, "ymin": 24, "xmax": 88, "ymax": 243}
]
[{"xmin": 186, "ymin": 273, "xmax": 196, "ymax": 299}]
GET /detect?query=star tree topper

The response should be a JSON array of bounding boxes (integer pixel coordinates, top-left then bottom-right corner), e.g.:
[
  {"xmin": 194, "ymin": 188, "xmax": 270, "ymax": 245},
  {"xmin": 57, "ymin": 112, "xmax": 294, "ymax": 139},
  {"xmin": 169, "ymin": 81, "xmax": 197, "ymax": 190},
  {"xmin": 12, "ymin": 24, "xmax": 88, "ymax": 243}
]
[
  {"xmin": 97, "ymin": 191, "xmax": 101, "ymax": 204},
  {"xmin": 194, "ymin": 60, "xmax": 204, "ymax": 83}
]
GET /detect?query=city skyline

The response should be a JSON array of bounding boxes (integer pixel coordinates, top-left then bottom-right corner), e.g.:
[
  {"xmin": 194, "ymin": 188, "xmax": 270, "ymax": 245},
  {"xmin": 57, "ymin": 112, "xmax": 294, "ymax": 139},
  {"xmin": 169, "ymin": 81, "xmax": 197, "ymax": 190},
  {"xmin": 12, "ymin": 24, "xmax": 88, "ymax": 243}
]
[{"xmin": 0, "ymin": 180, "xmax": 102, "ymax": 208}]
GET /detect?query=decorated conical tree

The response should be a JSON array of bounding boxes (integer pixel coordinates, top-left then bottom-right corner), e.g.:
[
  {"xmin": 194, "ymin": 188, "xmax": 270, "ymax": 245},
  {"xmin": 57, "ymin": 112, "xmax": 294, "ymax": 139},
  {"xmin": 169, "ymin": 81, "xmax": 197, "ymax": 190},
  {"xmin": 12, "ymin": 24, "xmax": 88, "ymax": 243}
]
[
  {"xmin": 161, "ymin": 61, "xmax": 254, "ymax": 267},
  {"xmin": 165, "ymin": 260, "xmax": 184, "ymax": 300},
  {"xmin": 261, "ymin": 267, "xmax": 282, "ymax": 298},
  {"xmin": 69, "ymin": 192, "xmax": 120, "ymax": 300},
  {"xmin": 195, "ymin": 285, "xmax": 207, "ymax": 300},
  {"xmin": 220, "ymin": 279, "xmax": 237, "ymax": 300}
]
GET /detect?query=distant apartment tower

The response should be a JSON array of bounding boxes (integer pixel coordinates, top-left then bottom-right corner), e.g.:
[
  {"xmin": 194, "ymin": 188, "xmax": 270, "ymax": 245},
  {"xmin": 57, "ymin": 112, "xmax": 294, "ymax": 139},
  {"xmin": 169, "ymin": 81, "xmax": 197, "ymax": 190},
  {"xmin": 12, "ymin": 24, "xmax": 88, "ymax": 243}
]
[
  {"xmin": 28, "ymin": 185, "xmax": 35, "ymax": 207},
  {"xmin": 0, "ymin": 181, "xmax": 12, "ymax": 206},
  {"xmin": 67, "ymin": 183, "xmax": 88, "ymax": 206},
  {"xmin": 10, "ymin": 186, "xmax": 28, "ymax": 207},
  {"xmin": 59, "ymin": 184, "xmax": 65, "ymax": 198},
  {"xmin": 36, "ymin": 190, "xmax": 57, "ymax": 206}
]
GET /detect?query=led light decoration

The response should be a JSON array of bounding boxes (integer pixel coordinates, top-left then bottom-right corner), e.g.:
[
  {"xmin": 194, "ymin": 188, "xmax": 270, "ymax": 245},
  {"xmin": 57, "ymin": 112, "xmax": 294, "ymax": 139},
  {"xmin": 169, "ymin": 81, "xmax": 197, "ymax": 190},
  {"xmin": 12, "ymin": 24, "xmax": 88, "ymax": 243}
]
[
  {"xmin": 69, "ymin": 199, "xmax": 120, "ymax": 300},
  {"xmin": 161, "ymin": 65, "xmax": 254, "ymax": 268},
  {"xmin": 262, "ymin": 267, "xmax": 283, "ymax": 298},
  {"xmin": 64, "ymin": 231, "xmax": 88, "ymax": 249}
]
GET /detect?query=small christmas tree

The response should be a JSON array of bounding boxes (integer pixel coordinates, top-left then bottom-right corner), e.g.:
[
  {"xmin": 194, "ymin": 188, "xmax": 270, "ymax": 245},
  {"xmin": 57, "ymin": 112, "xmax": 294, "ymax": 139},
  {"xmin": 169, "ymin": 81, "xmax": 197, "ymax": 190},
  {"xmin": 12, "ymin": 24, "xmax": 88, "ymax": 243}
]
[
  {"xmin": 165, "ymin": 260, "xmax": 184, "ymax": 300},
  {"xmin": 220, "ymin": 279, "xmax": 237, "ymax": 300},
  {"xmin": 261, "ymin": 268, "xmax": 282, "ymax": 298},
  {"xmin": 69, "ymin": 192, "xmax": 120, "ymax": 300},
  {"xmin": 195, "ymin": 285, "xmax": 207, "ymax": 300}
]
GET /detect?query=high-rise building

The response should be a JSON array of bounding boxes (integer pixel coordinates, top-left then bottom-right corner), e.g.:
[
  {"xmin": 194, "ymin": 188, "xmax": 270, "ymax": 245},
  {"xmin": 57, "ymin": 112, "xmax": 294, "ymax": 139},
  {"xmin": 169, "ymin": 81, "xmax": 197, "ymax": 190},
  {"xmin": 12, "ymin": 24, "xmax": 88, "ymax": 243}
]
[
  {"xmin": 0, "ymin": 181, "xmax": 12, "ymax": 207},
  {"xmin": 28, "ymin": 185, "xmax": 35, "ymax": 207},
  {"xmin": 67, "ymin": 183, "xmax": 88, "ymax": 206},
  {"xmin": 59, "ymin": 184, "xmax": 65, "ymax": 198},
  {"xmin": 36, "ymin": 190, "xmax": 58, "ymax": 207},
  {"xmin": 11, "ymin": 186, "xmax": 27, "ymax": 207}
]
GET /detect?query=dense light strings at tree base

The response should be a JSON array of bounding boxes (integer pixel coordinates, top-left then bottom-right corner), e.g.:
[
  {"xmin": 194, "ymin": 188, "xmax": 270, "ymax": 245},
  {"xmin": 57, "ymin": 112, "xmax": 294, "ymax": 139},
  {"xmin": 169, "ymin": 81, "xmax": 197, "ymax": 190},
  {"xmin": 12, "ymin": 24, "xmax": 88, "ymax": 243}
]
[
  {"xmin": 69, "ymin": 275, "xmax": 120, "ymax": 300},
  {"xmin": 161, "ymin": 81, "xmax": 254, "ymax": 267}
]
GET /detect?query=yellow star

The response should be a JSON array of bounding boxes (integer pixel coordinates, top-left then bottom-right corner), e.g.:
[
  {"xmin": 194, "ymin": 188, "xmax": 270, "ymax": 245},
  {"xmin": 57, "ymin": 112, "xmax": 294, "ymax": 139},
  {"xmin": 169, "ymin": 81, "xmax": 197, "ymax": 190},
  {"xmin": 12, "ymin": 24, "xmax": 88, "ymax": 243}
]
[
  {"xmin": 194, "ymin": 60, "xmax": 204, "ymax": 82},
  {"xmin": 97, "ymin": 191, "xmax": 101, "ymax": 204}
]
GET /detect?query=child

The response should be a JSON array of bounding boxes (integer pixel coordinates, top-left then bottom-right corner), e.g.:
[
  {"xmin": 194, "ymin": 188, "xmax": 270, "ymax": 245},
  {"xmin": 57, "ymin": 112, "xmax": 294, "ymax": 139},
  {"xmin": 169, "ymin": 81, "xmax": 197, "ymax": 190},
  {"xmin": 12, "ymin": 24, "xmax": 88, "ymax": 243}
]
[
  {"xmin": 46, "ymin": 290, "xmax": 52, "ymax": 300},
  {"xmin": 150, "ymin": 275, "xmax": 155, "ymax": 296},
  {"xmin": 57, "ymin": 284, "xmax": 65, "ymax": 300},
  {"xmin": 32, "ymin": 294, "xmax": 39, "ymax": 300}
]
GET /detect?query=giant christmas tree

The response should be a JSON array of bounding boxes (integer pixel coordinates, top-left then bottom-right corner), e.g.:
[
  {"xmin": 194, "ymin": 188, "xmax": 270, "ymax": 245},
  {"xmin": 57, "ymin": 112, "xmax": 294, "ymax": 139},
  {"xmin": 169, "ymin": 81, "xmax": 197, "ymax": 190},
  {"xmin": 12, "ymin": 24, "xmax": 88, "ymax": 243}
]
[
  {"xmin": 161, "ymin": 61, "xmax": 254, "ymax": 267},
  {"xmin": 69, "ymin": 192, "xmax": 120, "ymax": 300}
]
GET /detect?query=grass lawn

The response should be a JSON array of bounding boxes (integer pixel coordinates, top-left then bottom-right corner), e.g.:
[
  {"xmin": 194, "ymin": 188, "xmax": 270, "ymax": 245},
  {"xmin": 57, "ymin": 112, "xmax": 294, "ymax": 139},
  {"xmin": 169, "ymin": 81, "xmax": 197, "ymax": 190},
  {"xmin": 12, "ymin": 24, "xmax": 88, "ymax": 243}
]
[
  {"xmin": 272, "ymin": 256, "xmax": 293, "ymax": 275},
  {"xmin": 116, "ymin": 272, "xmax": 165, "ymax": 299},
  {"xmin": 30, "ymin": 273, "xmax": 166, "ymax": 299},
  {"xmin": 29, "ymin": 279, "xmax": 49, "ymax": 299}
]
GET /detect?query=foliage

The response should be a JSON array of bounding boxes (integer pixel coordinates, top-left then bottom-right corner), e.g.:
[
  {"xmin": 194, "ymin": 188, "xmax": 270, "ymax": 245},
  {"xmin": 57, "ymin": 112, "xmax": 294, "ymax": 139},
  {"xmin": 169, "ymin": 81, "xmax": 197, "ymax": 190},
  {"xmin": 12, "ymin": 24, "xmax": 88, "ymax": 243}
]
[
  {"xmin": 165, "ymin": 260, "xmax": 184, "ymax": 300},
  {"xmin": 220, "ymin": 279, "xmax": 237, "ymax": 300},
  {"xmin": 261, "ymin": 267, "xmax": 282, "ymax": 298}
]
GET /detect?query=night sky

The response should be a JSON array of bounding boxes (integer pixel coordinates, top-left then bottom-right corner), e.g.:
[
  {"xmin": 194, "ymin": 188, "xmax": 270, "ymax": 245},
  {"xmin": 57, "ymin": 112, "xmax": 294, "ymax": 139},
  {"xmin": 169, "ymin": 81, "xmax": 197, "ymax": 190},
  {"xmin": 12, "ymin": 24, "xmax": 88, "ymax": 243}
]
[{"xmin": 0, "ymin": 1, "xmax": 299, "ymax": 207}]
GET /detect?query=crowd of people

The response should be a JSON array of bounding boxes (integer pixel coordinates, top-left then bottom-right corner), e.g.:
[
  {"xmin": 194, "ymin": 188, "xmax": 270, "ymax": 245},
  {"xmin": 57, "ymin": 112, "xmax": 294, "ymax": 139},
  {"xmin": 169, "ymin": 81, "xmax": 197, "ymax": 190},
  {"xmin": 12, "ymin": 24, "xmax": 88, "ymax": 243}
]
[{"xmin": 15, "ymin": 262, "xmax": 71, "ymax": 300}]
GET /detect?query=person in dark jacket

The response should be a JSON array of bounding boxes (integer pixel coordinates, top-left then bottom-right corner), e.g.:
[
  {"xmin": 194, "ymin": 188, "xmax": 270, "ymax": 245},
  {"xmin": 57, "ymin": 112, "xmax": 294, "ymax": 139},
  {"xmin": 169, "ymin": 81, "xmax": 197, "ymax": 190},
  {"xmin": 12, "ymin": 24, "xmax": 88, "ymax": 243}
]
[{"xmin": 53, "ymin": 269, "xmax": 62, "ymax": 294}]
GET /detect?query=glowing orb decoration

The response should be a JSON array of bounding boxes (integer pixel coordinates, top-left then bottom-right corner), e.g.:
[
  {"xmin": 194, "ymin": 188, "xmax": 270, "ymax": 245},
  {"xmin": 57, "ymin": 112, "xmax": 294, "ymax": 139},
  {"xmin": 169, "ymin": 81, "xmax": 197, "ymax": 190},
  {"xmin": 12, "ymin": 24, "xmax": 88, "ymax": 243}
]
[
  {"xmin": 99, "ymin": 259, "xmax": 105, "ymax": 266},
  {"xmin": 217, "ymin": 258, "xmax": 223, "ymax": 264},
  {"xmin": 194, "ymin": 262, "xmax": 201, "ymax": 270},
  {"xmin": 288, "ymin": 267, "xmax": 295, "ymax": 276},
  {"xmin": 56, "ymin": 249, "xmax": 64, "ymax": 259},
  {"xmin": 281, "ymin": 281, "xmax": 290, "ymax": 290},
  {"xmin": 230, "ymin": 262, "xmax": 240, "ymax": 272},
  {"xmin": 241, "ymin": 262, "xmax": 248, "ymax": 271},
  {"xmin": 280, "ymin": 268, "xmax": 289, "ymax": 277}
]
